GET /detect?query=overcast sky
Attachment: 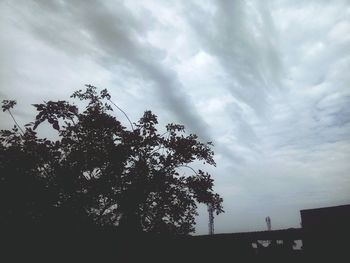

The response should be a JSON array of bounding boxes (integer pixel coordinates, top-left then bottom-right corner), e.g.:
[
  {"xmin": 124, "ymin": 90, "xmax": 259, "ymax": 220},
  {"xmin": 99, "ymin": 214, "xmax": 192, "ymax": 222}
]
[{"xmin": 1, "ymin": 0, "xmax": 350, "ymax": 235}]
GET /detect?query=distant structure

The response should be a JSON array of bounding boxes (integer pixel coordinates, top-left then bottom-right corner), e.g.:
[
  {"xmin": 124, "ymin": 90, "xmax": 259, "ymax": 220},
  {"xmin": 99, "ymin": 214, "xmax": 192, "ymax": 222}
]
[
  {"xmin": 208, "ymin": 203, "xmax": 214, "ymax": 235},
  {"xmin": 195, "ymin": 204, "xmax": 350, "ymax": 261},
  {"xmin": 265, "ymin": 216, "xmax": 271, "ymax": 231}
]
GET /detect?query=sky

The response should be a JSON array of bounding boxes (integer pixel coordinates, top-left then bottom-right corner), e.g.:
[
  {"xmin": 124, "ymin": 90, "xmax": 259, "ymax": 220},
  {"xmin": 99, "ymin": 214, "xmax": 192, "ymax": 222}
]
[{"xmin": 1, "ymin": 0, "xmax": 350, "ymax": 235}]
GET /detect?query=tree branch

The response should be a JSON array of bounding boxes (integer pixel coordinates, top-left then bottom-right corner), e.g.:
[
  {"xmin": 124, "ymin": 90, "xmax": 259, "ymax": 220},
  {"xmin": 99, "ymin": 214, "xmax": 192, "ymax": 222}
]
[
  {"xmin": 108, "ymin": 99, "xmax": 134, "ymax": 131},
  {"xmin": 7, "ymin": 109, "xmax": 24, "ymax": 135}
]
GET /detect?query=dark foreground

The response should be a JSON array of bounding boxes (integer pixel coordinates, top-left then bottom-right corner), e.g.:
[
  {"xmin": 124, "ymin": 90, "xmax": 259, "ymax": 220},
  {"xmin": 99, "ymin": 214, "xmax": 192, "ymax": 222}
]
[{"xmin": 2, "ymin": 226, "xmax": 346, "ymax": 263}]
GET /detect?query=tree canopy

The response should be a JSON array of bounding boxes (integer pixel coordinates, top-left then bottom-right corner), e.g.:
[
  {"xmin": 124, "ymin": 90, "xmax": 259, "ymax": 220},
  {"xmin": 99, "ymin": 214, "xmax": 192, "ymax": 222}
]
[{"xmin": 0, "ymin": 85, "xmax": 223, "ymax": 235}]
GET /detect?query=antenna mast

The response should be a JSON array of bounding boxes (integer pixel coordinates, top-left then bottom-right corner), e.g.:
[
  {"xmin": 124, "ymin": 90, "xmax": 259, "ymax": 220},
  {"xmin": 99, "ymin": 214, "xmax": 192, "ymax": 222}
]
[
  {"xmin": 265, "ymin": 216, "xmax": 271, "ymax": 231},
  {"xmin": 208, "ymin": 203, "xmax": 214, "ymax": 235}
]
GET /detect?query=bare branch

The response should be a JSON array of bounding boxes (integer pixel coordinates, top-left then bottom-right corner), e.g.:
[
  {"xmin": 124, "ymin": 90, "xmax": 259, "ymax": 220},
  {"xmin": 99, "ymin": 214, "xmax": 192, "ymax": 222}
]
[
  {"xmin": 7, "ymin": 109, "xmax": 25, "ymax": 135},
  {"xmin": 108, "ymin": 99, "xmax": 134, "ymax": 131}
]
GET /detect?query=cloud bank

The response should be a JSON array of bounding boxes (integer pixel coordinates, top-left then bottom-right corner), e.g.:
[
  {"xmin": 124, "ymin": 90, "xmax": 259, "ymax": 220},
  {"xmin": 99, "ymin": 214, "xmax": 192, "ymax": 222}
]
[{"xmin": 1, "ymin": 0, "xmax": 349, "ymax": 234}]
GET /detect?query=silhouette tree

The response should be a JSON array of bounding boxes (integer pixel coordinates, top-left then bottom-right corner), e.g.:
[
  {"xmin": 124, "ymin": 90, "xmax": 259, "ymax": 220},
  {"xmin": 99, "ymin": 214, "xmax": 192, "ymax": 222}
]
[{"xmin": 0, "ymin": 85, "xmax": 223, "ymax": 235}]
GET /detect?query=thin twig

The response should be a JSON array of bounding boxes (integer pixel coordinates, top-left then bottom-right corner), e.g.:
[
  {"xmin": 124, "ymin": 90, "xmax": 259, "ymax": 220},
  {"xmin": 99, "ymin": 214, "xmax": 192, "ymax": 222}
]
[
  {"xmin": 7, "ymin": 109, "xmax": 24, "ymax": 135},
  {"xmin": 108, "ymin": 99, "xmax": 134, "ymax": 131},
  {"xmin": 160, "ymin": 130, "xmax": 169, "ymax": 137},
  {"xmin": 149, "ymin": 131, "xmax": 169, "ymax": 156},
  {"xmin": 69, "ymin": 116, "xmax": 76, "ymax": 126},
  {"xmin": 177, "ymin": 165, "xmax": 198, "ymax": 175}
]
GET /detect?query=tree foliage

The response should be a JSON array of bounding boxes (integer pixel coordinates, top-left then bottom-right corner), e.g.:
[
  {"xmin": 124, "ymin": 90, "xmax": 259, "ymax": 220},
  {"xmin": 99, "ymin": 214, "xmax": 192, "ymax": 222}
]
[{"xmin": 0, "ymin": 85, "xmax": 223, "ymax": 235}]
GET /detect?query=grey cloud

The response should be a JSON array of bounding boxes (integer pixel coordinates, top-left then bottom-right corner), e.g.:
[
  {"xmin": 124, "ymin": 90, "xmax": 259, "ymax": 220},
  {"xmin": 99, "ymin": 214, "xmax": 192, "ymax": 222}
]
[
  {"xmin": 186, "ymin": 0, "xmax": 283, "ymax": 115},
  {"xmin": 3, "ymin": 0, "xmax": 212, "ymax": 141},
  {"xmin": 181, "ymin": 0, "xmax": 285, "ymax": 162},
  {"xmin": 227, "ymin": 103, "xmax": 259, "ymax": 147}
]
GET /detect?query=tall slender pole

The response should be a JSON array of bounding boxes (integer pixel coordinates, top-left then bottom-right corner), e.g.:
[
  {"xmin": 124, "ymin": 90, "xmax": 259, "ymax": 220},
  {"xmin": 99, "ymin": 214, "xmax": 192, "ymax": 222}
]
[
  {"xmin": 265, "ymin": 216, "xmax": 271, "ymax": 231},
  {"xmin": 208, "ymin": 203, "xmax": 214, "ymax": 235}
]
